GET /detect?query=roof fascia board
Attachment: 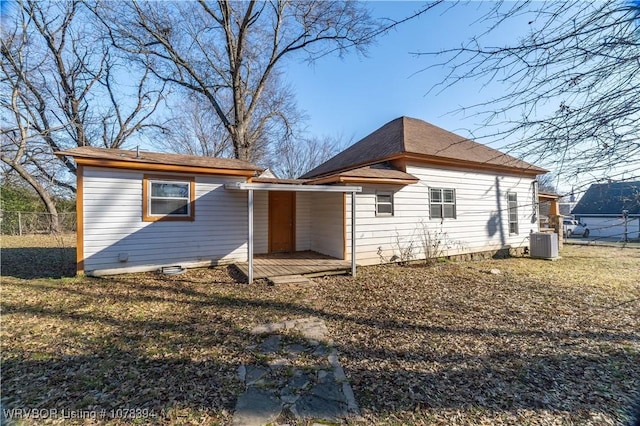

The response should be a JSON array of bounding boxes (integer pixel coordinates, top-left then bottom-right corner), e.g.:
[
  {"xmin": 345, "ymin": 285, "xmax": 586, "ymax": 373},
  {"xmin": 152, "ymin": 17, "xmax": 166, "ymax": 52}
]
[
  {"xmin": 402, "ymin": 153, "xmax": 546, "ymax": 176},
  {"xmin": 71, "ymin": 157, "xmax": 257, "ymax": 177}
]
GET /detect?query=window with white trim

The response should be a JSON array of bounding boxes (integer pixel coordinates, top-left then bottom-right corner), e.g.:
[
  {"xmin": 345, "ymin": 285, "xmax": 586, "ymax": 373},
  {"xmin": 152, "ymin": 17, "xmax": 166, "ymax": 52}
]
[
  {"xmin": 429, "ymin": 188, "xmax": 456, "ymax": 219},
  {"xmin": 376, "ymin": 191, "xmax": 394, "ymax": 216},
  {"xmin": 143, "ymin": 175, "xmax": 195, "ymax": 221},
  {"xmin": 507, "ymin": 192, "xmax": 518, "ymax": 234}
]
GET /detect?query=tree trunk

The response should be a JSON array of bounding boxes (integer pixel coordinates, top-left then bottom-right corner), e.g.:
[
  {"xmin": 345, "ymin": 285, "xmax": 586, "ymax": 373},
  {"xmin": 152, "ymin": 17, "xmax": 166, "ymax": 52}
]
[
  {"xmin": 0, "ymin": 157, "xmax": 60, "ymax": 234},
  {"xmin": 232, "ymin": 125, "xmax": 251, "ymax": 161}
]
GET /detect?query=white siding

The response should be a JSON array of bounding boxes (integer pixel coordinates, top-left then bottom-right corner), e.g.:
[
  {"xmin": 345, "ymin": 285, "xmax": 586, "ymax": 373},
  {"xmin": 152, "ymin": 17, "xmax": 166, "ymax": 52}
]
[
  {"xmin": 296, "ymin": 192, "xmax": 312, "ymax": 251},
  {"xmin": 82, "ymin": 167, "xmax": 248, "ymax": 273},
  {"xmin": 254, "ymin": 191, "xmax": 269, "ymax": 254},
  {"xmin": 346, "ymin": 163, "xmax": 539, "ymax": 265},
  {"xmin": 310, "ymin": 192, "xmax": 344, "ymax": 259}
]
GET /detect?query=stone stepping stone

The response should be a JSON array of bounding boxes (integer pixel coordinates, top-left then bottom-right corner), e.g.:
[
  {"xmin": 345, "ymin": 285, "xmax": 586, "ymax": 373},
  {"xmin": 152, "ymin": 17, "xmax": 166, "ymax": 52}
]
[
  {"xmin": 232, "ymin": 388, "xmax": 282, "ymax": 426},
  {"xmin": 260, "ymin": 335, "xmax": 281, "ymax": 354},
  {"xmin": 235, "ymin": 317, "xmax": 361, "ymax": 425},
  {"xmin": 280, "ymin": 372, "xmax": 311, "ymax": 404},
  {"xmin": 244, "ymin": 365, "xmax": 270, "ymax": 386},
  {"xmin": 284, "ymin": 343, "xmax": 309, "ymax": 357},
  {"xmin": 290, "ymin": 381, "xmax": 350, "ymax": 420}
]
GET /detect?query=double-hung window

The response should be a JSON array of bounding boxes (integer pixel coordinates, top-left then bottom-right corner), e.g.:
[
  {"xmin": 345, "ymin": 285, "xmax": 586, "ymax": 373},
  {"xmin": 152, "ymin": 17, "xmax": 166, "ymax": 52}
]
[
  {"xmin": 143, "ymin": 175, "xmax": 195, "ymax": 221},
  {"xmin": 429, "ymin": 188, "xmax": 456, "ymax": 219},
  {"xmin": 376, "ymin": 191, "xmax": 394, "ymax": 216},
  {"xmin": 507, "ymin": 192, "xmax": 518, "ymax": 234}
]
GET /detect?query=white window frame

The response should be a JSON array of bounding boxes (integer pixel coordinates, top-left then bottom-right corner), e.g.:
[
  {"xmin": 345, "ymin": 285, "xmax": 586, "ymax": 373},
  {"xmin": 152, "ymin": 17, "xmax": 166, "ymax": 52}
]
[
  {"xmin": 429, "ymin": 188, "xmax": 456, "ymax": 219},
  {"xmin": 375, "ymin": 191, "xmax": 394, "ymax": 216},
  {"xmin": 508, "ymin": 192, "xmax": 519, "ymax": 235}
]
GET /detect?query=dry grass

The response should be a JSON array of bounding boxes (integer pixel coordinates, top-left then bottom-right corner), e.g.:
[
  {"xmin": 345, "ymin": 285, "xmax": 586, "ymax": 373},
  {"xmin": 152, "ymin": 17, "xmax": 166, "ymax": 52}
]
[{"xmin": 1, "ymin": 235, "xmax": 639, "ymax": 425}]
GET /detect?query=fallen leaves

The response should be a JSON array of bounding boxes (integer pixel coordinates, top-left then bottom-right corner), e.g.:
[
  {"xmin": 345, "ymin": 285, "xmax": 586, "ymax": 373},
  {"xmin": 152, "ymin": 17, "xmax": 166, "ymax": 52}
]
[{"xmin": 1, "ymin": 238, "xmax": 639, "ymax": 425}]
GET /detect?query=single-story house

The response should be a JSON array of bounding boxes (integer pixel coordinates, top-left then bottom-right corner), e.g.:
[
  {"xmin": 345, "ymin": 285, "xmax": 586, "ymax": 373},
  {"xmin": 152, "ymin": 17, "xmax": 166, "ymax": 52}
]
[
  {"xmin": 58, "ymin": 116, "xmax": 548, "ymax": 280},
  {"xmin": 571, "ymin": 181, "xmax": 640, "ymax": 240}
]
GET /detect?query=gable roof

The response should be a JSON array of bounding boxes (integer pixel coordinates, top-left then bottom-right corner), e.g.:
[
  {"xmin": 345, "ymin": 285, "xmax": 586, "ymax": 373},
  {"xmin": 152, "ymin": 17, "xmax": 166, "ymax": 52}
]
[
  {"xmin": 301, "ymin": 116, "xmax": 547, "ymax": 178},
  {"xmin": 572, "ymin": 181, "xmax": 640, "ymax": 216},
  {"xmin": 56, "ymin": 146, "xmax": 262, "ymax": 176}
]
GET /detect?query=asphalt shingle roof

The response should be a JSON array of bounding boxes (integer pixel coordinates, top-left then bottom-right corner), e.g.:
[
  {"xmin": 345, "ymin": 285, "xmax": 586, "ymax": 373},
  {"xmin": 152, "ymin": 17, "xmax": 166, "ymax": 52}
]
[
  {"xmin": 301, "ymin": 116, "xmax": 546, "ymax": 178},
  {"xmin": 572, "ymin": 181, "xmax": 640, "ymax": 215},
  {"xmin": 57, "ymin": 146, "xmax": 262, "ymax": 172}
]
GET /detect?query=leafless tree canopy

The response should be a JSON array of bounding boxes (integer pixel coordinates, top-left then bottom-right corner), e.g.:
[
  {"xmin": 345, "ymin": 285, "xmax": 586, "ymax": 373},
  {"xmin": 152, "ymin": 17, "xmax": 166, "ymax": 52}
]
[
  {"xmin": 1, "ymin": 0, "xmax": 167, "ymax": 230},
  {"xmin": 421, "ymin": 1, "xmax": 640, "ymax": 189},
  {"xmin": 270, "ymin": 134, "xmax": 346, "ymax": 179},
  {"xmin": 537, "ymin": 173, "xmax": 558, "ymax": 194},
  {"xmin": 96, "ymin": 0, "xmax": 382, "ymax": 162},
  {"xmin": 1, "ymin": 0, "xmax": 165, "ymax": 182},
  {"xmin": 155, "ymin": 92, "xmax": 233, "ymax": 159}
]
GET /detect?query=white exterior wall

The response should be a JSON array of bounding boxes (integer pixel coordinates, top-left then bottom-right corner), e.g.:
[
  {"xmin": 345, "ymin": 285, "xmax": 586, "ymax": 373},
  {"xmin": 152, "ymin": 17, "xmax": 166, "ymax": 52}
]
[
  {"xmin": 346, "ymin": 163, "xmax": 539, "ymax": 265},
  {"xmin": 82, "ymin": 167, "xmax": 248, "ymax": 274},
  {"xmin": 576, "ymin": 216, "xmax": 640, "ymax": 240},
  {"xmin": 296, "ymin": 192, "xmax": 312, "ymax": 251},
  {"xmin": 310, "ymin": 192, "xmax": 345, "ymax": 259},
  {"xmin": 254, "ymin": 191, "xmax": 269, "ymax": 254}
]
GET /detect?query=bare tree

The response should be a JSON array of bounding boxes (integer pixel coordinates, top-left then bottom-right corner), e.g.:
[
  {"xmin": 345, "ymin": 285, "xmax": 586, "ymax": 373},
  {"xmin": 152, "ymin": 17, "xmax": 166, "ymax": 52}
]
[
  {"xmin": 270, "ymin": 134, "xmax": 346, "ymax": 179},
  {"xmin": 537, "ymin": 174, "xmax": 558, "ymax": 194},
  {"xmin": 420, "ymin": 1, "xmax": 640, "ymax": 185},
  {"xmin": 155, "ymin": 92, "xmax": 233, "ymax": 158},
  {"xmin": 1, "ymin": 86, "xmax": 62, "ymax": 232},
  {"xmin": 96, "ymin": 1, "xmax": 396, "ymax": 162},
  {"xmin": 1, "ymin": 0, "xmax": 166, "ymax": 230}
]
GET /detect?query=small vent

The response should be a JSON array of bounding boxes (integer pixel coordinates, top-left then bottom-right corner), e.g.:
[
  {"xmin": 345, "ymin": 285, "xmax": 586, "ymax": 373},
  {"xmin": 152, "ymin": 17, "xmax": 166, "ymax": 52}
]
[{"xmin": 530, "ymin": 232, "xmax": 559, "ymax": 259}]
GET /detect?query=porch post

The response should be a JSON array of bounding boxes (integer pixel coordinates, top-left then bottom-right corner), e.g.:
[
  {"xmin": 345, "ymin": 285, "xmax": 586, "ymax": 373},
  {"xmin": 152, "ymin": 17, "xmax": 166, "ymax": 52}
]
[
  {"xmin": 248, "ymin": 189, "xmax": 254, "ymax": 284},
  {"xmin": 351, "ymin": 191, "xmax": 356, "ymax": 277}
]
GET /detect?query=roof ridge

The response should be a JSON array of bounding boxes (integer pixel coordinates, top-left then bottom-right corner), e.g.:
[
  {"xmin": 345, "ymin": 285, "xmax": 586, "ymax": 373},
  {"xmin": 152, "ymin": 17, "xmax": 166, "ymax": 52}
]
[{"xmin": 400, "ymin": 116, "xmax": 409, "ymax": 153}]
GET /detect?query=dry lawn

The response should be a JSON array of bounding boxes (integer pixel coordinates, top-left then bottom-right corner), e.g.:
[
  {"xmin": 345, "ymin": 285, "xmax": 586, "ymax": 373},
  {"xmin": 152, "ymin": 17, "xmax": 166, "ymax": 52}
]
[{"xmin": 1, "ymin": 235, "xmax": 639, "ymax": 425}]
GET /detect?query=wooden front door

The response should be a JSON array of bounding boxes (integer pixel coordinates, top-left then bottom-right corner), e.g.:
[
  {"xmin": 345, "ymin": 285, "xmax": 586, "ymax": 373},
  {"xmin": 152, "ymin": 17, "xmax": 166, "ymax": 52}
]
[{"xmin": 269, "ymin": 191, "xmax": 295, "ymax": 253}]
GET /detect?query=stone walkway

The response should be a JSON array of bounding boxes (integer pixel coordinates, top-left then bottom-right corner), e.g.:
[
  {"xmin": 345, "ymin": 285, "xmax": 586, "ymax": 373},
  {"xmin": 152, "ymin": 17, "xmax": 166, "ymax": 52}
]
[{"xmin": 232, "ymin": 317, "xmax": 360, "ymax": 426}]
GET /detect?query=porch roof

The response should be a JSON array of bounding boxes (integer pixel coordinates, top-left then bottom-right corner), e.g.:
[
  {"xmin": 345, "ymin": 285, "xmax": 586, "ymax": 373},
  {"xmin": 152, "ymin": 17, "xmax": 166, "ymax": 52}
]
[
  {"xmin": 224, "ymin": 182, "xmax": 362, "ymax": 193},
  {"xmin": 307, "ymin": 164, "xmax": 419, "ymax": 185}
]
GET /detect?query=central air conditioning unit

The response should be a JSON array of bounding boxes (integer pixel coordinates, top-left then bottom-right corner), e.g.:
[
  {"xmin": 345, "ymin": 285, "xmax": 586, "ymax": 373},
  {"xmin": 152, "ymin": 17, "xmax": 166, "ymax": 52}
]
[{"xmin": 530, "ymin": 232, "xmax": 559, "ymax": 259}]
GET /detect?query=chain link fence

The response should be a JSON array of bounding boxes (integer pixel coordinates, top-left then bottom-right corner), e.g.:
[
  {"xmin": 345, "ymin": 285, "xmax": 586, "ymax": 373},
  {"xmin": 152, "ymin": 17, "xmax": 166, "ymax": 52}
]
[{"xmin": 0, "ymin": 211, "xmax": 76, "ymax": 235}]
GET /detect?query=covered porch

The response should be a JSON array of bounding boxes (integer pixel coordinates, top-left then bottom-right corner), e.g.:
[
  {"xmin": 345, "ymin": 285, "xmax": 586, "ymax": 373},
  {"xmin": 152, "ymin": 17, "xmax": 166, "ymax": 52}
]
[{"xmin": 225, "ymin": 181, "xmax": 362, "ymax": 283}]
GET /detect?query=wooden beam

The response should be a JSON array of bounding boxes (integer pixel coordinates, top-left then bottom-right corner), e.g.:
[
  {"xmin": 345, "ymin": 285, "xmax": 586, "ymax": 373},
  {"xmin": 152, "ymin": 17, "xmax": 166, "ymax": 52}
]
[{"xmin": 76, "ymin": 165, "xmax": 84, "ymax": 275}]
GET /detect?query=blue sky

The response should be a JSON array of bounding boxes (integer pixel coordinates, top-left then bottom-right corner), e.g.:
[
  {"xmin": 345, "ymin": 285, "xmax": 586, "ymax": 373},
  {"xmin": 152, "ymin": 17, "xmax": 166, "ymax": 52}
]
[{"xmin": 285, "ymin": 1, "xmax": 520, "ymax": 146}]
